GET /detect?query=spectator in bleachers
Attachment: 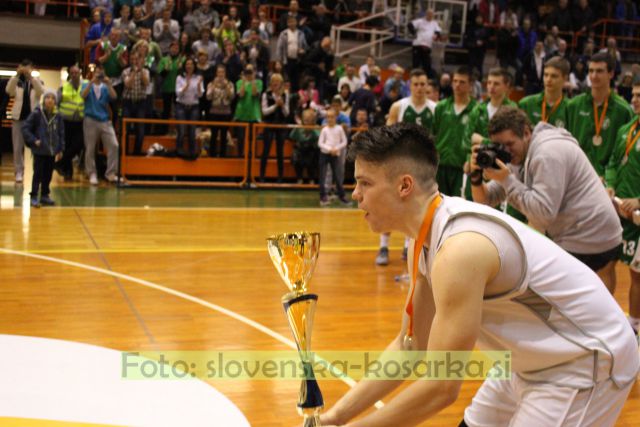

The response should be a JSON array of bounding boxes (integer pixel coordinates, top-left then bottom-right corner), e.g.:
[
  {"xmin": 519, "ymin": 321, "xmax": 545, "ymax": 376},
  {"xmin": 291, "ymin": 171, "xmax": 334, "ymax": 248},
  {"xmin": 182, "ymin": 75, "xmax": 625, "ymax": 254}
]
[
  {"xmin": 358, "ymin": 55, "xmax": 376, "ymax": 83},
  {"xmin": 90, "ymin": 0, "xmax": 114, "ymax": 14},
  {"xmin": 6, "ymin": 60, "xmax": 44, "ymax": 184},
  {"xmin": 497, "ymin": 17, "xmax": 519, "ymax": 74},
  {"xmin": 141, "ymin": 0, "xmax": 158, "ymax": 23},
  {"xmin": 157, "ymin": 41, "xmax": 185, "ymax": 134},
  {"xmin": 410, "ymin": 8, "xmax": 441, "ymax": 78},
  {"xmin": 547, "ymin": 0, "xmax": 573, "ymax": 32},
  {"xmin": 115, "ymin": 0, "xmax": 141, "ymax": 17},
  {"xmin": 617, "ymin": 72, "xmax": 634, "ymax": 103},
  {"xmin": 150, "ymin": 0, "xmax": 166, "ymax": 17},
  {"xmin": 96, "ymin": 28, "xmax": 128, "ymax": 113},
  {"xmin": 228, "ymin": 6, "xmax": 244, "ymax": 32},
  {"xmin": 153, "ymin": 7, "xmax": 180, "ymax": 55},
  {"xmin": 193, "ymin": 0, "xmax": 219, "ymax": 34},
  {"xmin": 215, "ymin": 39, "xmax": 243, "ymax": 85},
  {"xmin": 81, "ymin": 64, "xmax": 119, "ymax": 185},
  {"xmin": 215, "ymin": 15, "xmax": 242, "ymax": 50},
  {"xmin": 556, "ymin": 39, "xmax": 571, "ymax": 65},
  {"xmin": 567, "ymin": 52, "xmax": 634, "ymax": 179},
  {"xmin": 517, "ymin": 17, "xmax": 537, "ymax": 73},
  {"xmin": 353, "ymin": 108, "xmax": 369, "ymax": 134},
  {"xmin": 338, "ymin": 64, "xmax": 362, "ymax": 94},
  {"xmin": 499, "ymin": 3, "xmax": 518, "ymax": 29},
  {"xmin": 378, "ymin": 82, "xmax": 402, "ymax": 124},
  {"xmin": 348, "ymin": 76, "xmax": 377, "ymax": 126},
  {"xmin": 298, "ymin": 76, "xmax": 321, "ymax": 112},
  {"xmin": 323, "ymin": 95, "xmax": 351, "ymax": 132},
  {"xmin": 176, "ymin": 0, "xmax": 197, "ymax": 38},
  {"xmin": 439, "ymin": 72, "xmax": 452, "ymax": 100},
  {"xmin": 178, "ymin": 31, "xmax": 192, "ymax": 58},
  {"xmin": 276, "ymin": 15, "xmax": 309, "ymax": 92},
  {"xmin": 258, "ymin": 7, "xmax": 274, "ymax": 40},
  {"xmin": 113, "ymin": 4, "xmax": 137, "ymax": 45},
  {"xmin": 22, "ymin": 90, "xmax": 64, "ymax": 207},
  {"xmin": 195, "ymin": 49, "xmax": 215, "ymax": 118},
  {"xmin": 464, "ymin": 14, "xmax": 489, "ymax": 78},
  {"xmin": 522, "ymin": 40, "xmax": 545, "ymax": 95},
  {"xmin": 479, "ymin": 0, "xmax": 500, "ymax": 25},
  {"xmin": 369, "ymin": 66, "xmax": 383, "ymax": 98},
  {"xmin": 599, "ymin": 37, "xmax": 623, "ymax": 84},
  {"xmin": 337, "ymin": 83, "xmax": 352, "ymax": 116},
  {"xmin": 318, "ymin": 109, "xmax": 349, "ymax": 206},
  {"xmin": 383, "ymin": 65, "xmax": 409, "ymax": 99},
  {"xmin": 569, "ymin": 59, "xmax": 590, "ymax": 95},
  {"xmin": 121, "ymin": 51, "xmax": 150, "ymax": 155},
  {"xmin": 308, "ymin": 3, "xmax": 332, "ymax": 44},
  {"xmin": 302, "ymin": 36, "xmax": 334, "ymax": 103},
  {"xmin": 132, "ymin": 4, "xmax": 153, "ymax": 29},
  {"xmin": 234, "ymin": 64, "xmax": 263, "ymax": 157},
  {"xmin": 426, "ymin": 79, "xmax": 440, "ymax": 103},
  {"xmin": 192, "ymin": 26, "xmax": 220, "ymax": 65},
  {"xmin": 289, "ymin": 108, "xmax": 319, "ymax": 184},
  {"xmin": 278, "ymin": 0, "xmax": 304, "ymax": 33},
  {"xmin": 206, "ymin": 64, "xmax": 234, "ymax": 157},
  {"xmin": 85, "ymin": 10, "xmax": 114, "ymax": 63},
  {"xmin": 241, "ymin": 17, "xmax": 270, "ymax": 46},
  {"xmin": 242, "ymin": 29, "xmax": 271, "ymax": 86},
  {"xmin": 573, "ymin": 0, "xmax": 595, "ymax": 51},
  {"xmin": 56, "ymin": 64, "xmax": 85, "ymax": 181},
  {"xmin": 259, "ymin": 73, "xmax": 290, "ymax": 182},
  {"xmin": 137, "ymin": 27, "xmax": 162, "ymax": 70},
  {"xmin": 175, "ymin": 58, "xmax": 203, "ymax": 158}
]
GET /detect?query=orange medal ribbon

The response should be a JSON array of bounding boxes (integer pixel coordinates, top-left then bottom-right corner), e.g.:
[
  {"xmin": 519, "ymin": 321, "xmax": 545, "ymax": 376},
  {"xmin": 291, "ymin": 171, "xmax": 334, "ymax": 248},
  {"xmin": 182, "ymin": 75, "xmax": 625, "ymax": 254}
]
[
  {"xmin": 541, "ymin": 94, "xmax": 562, "ymax": 123},
  {"xmin": 624, "ymin": 119, "xmax": 640, "ymax": 159},
  {"xmin": 405, "ymin": 194, "xmax": 443, "ymax": 344},
  {"xmin": 593, "ymin": 96, "xmax": 609, "ymax": 139}
]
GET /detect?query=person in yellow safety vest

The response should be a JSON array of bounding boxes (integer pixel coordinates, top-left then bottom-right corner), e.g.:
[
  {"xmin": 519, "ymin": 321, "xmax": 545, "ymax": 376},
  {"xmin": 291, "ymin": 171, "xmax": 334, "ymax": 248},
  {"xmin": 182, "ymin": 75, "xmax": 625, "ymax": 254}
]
[{"xmin": 56, "ymin": 64, "xmax": 86, "ymax": 180}]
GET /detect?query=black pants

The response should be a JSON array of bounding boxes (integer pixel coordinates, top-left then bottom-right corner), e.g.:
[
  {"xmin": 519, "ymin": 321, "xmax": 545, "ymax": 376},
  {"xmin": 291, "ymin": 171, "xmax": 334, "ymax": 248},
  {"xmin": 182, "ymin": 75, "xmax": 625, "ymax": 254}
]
[
  {"xmin": 56, "ymin": 120, "xmax": 83, "ymax": 178},
  {"xmin": 161, "ymin": 92, "xmax": 175, "ymax": 134},
  {"xmin": 123, "ymin": 99, "xmax": 148, "ymax": 155},
  {"xmin": 412, "ymin": 45, "xmax": 433, "ymax": 78},
  {"xmin": 209, "ymin": 113, "xmax": 232, "ymax": 157},
  {"xmin": 260, "ymin": 128, "xmax": 287, "ymax": 180},
  {"xmin": 293, "ymin": 148, "xmax": 318, "ymax": 182},
  {"xmin": 31, "ymin": 154, "xmax": 54, "ymax": 199},
  {"xmin": 285, "ymin": 58, "xmax": 301, "ymax": 91}
]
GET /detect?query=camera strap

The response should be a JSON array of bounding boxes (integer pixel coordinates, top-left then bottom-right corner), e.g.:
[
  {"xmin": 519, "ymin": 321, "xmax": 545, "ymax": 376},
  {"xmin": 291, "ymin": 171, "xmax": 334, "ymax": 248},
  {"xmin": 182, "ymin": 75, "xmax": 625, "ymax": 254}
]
[{"xmin": 405, "ymin": 193, "xmax": 442, "ymax": 344}]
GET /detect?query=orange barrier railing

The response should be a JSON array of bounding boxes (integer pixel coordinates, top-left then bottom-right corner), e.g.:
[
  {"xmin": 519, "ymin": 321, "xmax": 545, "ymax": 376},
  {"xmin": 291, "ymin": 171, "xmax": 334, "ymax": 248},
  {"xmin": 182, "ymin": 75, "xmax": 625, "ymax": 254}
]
[{"xmin": 120, "ymin": 118, "xmax": 250, "ymax": 187}]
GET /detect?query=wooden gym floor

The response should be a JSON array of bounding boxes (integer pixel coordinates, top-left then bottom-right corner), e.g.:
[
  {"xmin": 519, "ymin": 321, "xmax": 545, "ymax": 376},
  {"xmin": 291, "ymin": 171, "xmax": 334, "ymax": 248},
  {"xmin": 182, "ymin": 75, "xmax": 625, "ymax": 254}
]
[{"xmin": 0, "ymin": 157, "xmax": 637, "ymax": 426}]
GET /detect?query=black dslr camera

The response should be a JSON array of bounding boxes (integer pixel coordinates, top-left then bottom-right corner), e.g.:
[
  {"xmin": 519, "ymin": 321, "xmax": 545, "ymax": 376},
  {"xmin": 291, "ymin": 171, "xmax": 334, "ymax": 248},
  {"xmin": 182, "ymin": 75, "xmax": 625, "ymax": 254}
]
[{"xmin": 476, "ymin": 144, "xmax": 512, "ymax": 169}]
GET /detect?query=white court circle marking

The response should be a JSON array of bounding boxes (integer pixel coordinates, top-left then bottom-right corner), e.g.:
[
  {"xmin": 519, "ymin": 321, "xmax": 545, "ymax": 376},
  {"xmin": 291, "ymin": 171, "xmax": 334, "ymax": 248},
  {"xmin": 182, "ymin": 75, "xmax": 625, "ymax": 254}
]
[{"xmin": 0, "ymin": 247, "xmax": 384, "ymax": 408}]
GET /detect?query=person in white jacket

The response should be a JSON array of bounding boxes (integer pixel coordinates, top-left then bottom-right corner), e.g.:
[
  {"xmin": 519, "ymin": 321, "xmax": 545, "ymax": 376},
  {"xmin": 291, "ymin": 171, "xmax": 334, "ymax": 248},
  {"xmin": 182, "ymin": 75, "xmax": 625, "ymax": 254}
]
[{"xmin": 5, "ymin": 59, "xmax": 44, "ymax": 183}]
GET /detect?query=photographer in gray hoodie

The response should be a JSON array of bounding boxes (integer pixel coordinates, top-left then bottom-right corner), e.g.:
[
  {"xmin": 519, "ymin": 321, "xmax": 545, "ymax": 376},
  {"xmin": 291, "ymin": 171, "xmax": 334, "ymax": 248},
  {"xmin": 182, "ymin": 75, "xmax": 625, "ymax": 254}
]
[
  {"xmin": 22, "ymin": 90, "xmax": 64, "ymax": 208},
  {"xmin": 470, "ymin": 106, "xmax": 622, "ymax": 293}
]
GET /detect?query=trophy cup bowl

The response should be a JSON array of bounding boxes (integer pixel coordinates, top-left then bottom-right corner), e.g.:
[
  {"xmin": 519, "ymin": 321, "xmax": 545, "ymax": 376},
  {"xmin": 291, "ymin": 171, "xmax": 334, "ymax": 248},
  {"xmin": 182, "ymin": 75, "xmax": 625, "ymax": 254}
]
[{"xmin": 267, "ymin": 232, "xmax": 323, "ymax": 427}]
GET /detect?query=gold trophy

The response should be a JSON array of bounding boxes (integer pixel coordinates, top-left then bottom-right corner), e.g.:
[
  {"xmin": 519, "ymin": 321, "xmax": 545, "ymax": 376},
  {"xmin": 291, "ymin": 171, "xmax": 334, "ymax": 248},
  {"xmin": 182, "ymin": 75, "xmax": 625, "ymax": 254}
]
[{"xmin": 267, "ymin": 232, "xmax": 323, "ymax": 427}]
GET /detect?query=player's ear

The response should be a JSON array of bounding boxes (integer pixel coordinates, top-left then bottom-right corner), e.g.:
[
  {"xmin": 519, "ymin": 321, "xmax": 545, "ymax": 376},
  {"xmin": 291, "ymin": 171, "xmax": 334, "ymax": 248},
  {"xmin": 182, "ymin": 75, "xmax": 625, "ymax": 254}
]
[{"xmin": 398, "ymin": 174, "xmax": 414, "ymax": 198}]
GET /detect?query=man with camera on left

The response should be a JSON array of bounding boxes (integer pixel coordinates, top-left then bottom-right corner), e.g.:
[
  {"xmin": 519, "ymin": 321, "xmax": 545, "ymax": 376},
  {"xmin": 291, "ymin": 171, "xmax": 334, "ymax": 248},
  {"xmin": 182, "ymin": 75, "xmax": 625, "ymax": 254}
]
[
  {"xmin": 6, "ymin": 59, "xmax": 44, "ymax": 184},
  {"xmin": 470, "ymin": 106, "xmax": 622, "ymax": 291}
]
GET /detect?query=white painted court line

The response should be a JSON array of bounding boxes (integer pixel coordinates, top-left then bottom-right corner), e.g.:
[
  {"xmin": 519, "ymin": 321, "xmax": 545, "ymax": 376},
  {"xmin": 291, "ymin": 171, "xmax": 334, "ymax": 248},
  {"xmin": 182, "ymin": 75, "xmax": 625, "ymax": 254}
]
[{"xmin": 0, "ymin": 247, "xmax": 385, "ymax": 409}]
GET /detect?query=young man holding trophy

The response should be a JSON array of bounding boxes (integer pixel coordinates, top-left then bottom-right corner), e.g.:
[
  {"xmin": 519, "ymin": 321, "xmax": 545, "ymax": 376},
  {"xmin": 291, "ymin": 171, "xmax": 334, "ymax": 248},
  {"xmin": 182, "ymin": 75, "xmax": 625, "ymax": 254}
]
[{"xmin": 318, "ymin": 123, "xmax": 638, "ymax": 427}]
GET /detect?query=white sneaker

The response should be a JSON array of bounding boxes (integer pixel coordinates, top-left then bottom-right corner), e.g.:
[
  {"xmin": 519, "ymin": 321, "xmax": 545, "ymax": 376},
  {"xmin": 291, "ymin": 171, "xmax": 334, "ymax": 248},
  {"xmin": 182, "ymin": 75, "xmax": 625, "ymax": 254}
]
[
  {"xmin": 15, "ymin": 172, "xmax": 23, "ymax": 183},
  {"xmin": 106, "ymin": 174, "xmax": 121, "ymax": 183},
  {"xmin": 89, "ymin": 173, "xmax": 98, "ymax": 185}
]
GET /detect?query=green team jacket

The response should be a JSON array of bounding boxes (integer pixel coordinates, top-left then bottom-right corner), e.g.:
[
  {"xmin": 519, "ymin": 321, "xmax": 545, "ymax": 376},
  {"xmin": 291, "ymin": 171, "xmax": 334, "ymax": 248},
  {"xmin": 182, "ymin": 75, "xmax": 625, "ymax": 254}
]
[
  {"xmin": 433, "ymin": 96, "xmax": 478, "ymax": 168},
  {"xmin": 605, "ymin": 116, "xmax": 640, "ymax": 198},
  {"xmin": 518, "ymin": 93, "xmax": 570, "ymax": 129},
  {"xmin": 567, "ymin": 91, "xmax": 633, "ymax": 176}
]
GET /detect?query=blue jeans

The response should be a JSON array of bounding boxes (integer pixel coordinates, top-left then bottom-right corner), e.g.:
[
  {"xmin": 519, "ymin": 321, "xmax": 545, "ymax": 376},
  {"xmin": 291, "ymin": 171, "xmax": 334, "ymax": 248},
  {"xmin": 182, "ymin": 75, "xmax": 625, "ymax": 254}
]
[
  {"xmin": 176, "ymin": 103, "xmax": 200, "ymax": 156},
  {"xmin": 318, "ymin": 152, "xmax": 345, "ymax": 198}
]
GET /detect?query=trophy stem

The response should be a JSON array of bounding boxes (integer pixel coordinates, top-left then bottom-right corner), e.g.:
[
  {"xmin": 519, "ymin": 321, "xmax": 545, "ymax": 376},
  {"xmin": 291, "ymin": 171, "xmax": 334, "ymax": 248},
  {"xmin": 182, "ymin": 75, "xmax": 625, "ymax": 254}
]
[{"xmin": 302, "ymin": 412, "xmax": 322, "ymax": 427}]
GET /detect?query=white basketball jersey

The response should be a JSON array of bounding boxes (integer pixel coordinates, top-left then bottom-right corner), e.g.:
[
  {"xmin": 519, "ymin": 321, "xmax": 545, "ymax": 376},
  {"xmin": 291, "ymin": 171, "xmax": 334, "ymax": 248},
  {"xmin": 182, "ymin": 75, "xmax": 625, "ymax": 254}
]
[{"xmin": 418, "ymin": 196, "xmax": 639, "ymax": 389}]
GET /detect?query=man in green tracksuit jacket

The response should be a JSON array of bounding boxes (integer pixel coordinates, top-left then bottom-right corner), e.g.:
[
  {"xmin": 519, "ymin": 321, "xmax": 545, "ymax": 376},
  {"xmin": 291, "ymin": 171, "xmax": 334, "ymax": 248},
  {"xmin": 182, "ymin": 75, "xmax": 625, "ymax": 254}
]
[
  {"xmin": 433, "ymin": 66, "xmax": 477, "ymax": 196},
  {"xmin": 518, "ymin": 56, "xmax": 571, "ymax": 129},
  {"xmin": 568, "ymin": 52, "xmax": 633, "ymax": 177},
  {"xmin": 605, "ymin": 82, "xmax": 640, "ymax": 338}
]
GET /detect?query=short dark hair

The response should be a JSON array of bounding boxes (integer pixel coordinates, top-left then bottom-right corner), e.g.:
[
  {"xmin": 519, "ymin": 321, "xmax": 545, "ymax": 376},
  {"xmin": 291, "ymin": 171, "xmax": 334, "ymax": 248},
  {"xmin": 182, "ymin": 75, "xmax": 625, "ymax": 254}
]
[
  {"xmin": 410, "ymin": 68, "xmax": 427, "ymax": 79},
  {"xmin": 20, "ymin": 59, "xmax": 33, "ymax": 67},
  {"xmin": 454, "ymin": 66, "xmax": 471, "ymax": 78},
  {"xmin": 545, "ymin": 56, "xmax": 570, "ymax": 76},
  {"xmin": 347, "ymin": 123, "xmax": 439, "ymax": 188},
  {"xmin": 488, "ymin": 67, "xmax": 513, "ymax": 86},
  {"xmin": 488, "ymin": 106, "xmax": 532, "ymax": 139},
  {"xmin": 589, "ymin": 52, "xmax": 615, "ymax": 73}
]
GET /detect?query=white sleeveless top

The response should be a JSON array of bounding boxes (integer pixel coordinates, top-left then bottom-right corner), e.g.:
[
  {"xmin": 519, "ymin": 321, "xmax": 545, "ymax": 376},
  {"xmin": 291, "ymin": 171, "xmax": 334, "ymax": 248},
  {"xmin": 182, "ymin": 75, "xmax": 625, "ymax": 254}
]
[{"xmin": 417, "ymin": 196, "xmax": 639, "ymax": 388}]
